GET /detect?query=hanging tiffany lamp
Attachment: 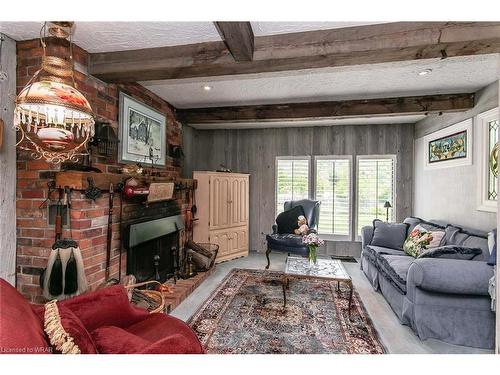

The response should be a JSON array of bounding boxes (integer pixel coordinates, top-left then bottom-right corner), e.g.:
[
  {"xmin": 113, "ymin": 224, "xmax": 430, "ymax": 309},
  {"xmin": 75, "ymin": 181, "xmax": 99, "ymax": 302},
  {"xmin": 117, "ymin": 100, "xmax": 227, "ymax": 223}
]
[{"xmin": 14, "ymin": 22, "xmax": 95, "ymax": 164}]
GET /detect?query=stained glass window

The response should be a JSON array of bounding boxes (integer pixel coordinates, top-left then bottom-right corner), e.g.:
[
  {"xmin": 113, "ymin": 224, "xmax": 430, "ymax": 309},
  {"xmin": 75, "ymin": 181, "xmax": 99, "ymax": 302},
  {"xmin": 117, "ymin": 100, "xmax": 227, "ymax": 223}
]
[{"xmin": 487, "ymin": 119, "xmax": 499, "ymax": 201}]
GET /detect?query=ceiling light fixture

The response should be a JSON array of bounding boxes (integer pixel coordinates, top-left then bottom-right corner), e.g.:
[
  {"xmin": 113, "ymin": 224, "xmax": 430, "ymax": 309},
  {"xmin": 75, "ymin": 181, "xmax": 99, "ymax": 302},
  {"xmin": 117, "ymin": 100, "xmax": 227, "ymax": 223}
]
[
  {"xmin": 418, "ymin": 68, "xmax": 433, "ymax": 76},
  {"xmin": 202, "ymin": 85, "xmax": 212, "ymax": 91},
  {"xmin": 14, "ymin": 21, "xmax": 95, "ymax": 164}
]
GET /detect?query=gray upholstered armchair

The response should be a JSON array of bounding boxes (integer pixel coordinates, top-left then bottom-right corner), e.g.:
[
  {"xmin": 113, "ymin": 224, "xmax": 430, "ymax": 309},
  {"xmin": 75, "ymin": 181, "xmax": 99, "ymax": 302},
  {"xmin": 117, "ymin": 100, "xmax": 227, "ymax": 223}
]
[{"xmin": 265, "ymin": 199, "xmax": 321, "ymax": 269}]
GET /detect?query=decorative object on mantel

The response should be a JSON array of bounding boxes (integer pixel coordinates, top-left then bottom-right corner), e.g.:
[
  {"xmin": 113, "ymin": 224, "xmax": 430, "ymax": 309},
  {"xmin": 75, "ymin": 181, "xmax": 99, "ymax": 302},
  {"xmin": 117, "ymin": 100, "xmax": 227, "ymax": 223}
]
[
  {"xmin": 120, "ymin": 163, "xmax": 144, "ymax": 176},
  {"xmin": 123, "ymin": 177, "xmax": 150, "ymax": 201},
  {"xmin": 216, "ymin": 164, "xmax": 232, "ymax": 173},
  {"xmin": 384, "ymin": 201, "xmax": 392, "ymax": 222},
  {"xmin": 14, "ymin": 22, "xmax": 95, "ymax": 164},
  {"xmin": 118, "ymin": 92, "xmax": 166, "ymax": 167},
  {"xmin": 84, "ymin": 177, "xmax": 102, "ymax": 201},
  {"xmin": 424, "ymin": 119, "xmax": 472, "ymax": 170},
  {"xmin": 146, "ymin": 182, "xmax": 174, "ymax": 204},
  {"xmin": 90, "ymin": 121, "xmax": 119, "ymax": 157}
]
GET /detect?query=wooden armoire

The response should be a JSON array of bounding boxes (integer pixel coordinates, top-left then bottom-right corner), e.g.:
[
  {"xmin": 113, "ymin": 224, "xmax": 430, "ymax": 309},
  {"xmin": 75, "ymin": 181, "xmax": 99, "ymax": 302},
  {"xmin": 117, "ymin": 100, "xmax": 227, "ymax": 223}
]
[{"xmin": 192, "ymin": 171, "xmax": 249, "ymax": 263}]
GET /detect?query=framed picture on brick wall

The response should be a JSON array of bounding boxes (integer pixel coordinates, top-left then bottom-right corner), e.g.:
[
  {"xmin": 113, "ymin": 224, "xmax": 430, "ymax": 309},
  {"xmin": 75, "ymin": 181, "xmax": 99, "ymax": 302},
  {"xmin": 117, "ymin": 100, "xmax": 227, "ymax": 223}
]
[{"xmin": 118, "ymin": 92, "xmax": 167, "ymax": 167}]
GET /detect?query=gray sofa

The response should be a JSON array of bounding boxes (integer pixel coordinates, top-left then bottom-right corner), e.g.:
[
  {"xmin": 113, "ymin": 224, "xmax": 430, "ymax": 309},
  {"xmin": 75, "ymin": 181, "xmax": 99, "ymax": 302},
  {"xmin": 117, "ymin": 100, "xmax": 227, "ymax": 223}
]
[{"xmin": 360, "ymin": 217, "xmax": 496, "ymax": 349}]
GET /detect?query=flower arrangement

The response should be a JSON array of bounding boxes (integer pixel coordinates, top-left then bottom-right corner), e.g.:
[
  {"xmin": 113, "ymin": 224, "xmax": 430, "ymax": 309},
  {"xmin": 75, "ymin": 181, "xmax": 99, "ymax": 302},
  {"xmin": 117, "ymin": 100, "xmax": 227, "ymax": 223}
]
[
  {"xmin": 302, "ymin": 233, "xmax": 325, "ymax": 265},
  {"xmin": 403, "ymin": 227, "xmax": 434, "ymax": 257}
]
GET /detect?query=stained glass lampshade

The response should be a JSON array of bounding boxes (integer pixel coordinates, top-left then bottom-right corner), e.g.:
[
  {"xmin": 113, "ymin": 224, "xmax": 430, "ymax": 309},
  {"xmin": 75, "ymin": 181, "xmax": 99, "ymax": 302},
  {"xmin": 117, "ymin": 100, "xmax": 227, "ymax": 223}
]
[{"xmin": 14, "ymin": 23, "xmax": 95, "ymax": 164}]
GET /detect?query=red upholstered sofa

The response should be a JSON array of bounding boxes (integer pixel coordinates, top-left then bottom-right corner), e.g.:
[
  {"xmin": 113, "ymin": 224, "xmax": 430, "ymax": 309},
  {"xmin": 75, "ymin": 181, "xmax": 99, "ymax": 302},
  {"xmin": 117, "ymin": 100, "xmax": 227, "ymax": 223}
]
[{"xmin": 0, "ymin": 278, "xmax": 204, "ymax": 354}]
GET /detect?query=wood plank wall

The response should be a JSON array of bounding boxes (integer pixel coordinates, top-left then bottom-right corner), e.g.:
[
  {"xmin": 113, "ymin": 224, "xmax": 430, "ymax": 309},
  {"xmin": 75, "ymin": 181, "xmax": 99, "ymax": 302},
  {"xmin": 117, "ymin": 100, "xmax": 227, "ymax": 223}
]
[
  {"xmin": 182, "ymin": 123, "xmax": 414, "ymax": 257},
  {"xmin": 0, "ymin": 34, "xmax": 17, "ymax": 285}
]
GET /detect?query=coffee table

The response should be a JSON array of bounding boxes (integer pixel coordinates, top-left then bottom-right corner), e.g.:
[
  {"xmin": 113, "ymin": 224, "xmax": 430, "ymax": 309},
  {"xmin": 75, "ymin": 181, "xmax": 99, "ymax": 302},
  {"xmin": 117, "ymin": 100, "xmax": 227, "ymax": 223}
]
[{"xmin": 282, "ymin": 255, "xmax": 353, "ymax": 316}]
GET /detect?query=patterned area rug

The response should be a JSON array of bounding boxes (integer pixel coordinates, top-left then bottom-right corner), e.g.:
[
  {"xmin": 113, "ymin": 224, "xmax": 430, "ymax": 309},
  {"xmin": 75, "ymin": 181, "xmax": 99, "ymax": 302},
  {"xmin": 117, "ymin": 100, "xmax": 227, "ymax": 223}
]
[{"xmin": 188, "ymin": 268, "xmax": 386, "ymax": 354}]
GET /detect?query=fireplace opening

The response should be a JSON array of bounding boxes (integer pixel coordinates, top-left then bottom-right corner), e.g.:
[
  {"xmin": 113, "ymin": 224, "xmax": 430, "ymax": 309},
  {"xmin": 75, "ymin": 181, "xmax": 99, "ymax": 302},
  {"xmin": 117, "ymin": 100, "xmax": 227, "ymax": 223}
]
[{"xmin": 124, "ymin": 215, "xmax": 184, "ymax": 283}]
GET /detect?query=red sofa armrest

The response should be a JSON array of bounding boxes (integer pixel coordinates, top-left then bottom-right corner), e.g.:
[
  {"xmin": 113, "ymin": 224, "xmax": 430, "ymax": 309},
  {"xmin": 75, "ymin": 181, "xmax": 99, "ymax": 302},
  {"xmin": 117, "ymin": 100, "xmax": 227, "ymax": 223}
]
[
  {"xmin": 59, "ymin": 285, "xmax": 149, "ymax": 332},
  {"xmin": 139, "ymin": 334, "xmax": 204, "ymax": 354}
]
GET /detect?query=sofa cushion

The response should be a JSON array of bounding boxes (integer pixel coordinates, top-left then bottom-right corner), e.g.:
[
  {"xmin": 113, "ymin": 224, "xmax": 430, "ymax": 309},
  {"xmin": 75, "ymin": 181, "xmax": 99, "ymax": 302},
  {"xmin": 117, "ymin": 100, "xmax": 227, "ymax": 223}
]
[
  {"xmin": 377, "ymin": 254, "xmax": 415, "ymax": 294},
  {"xmin": 417, "ymin": 245, "xmax": 482, "ymax": 260},
  {"xmin": 59, "ymin": 284, "xmax": 149, "ymax": 332},
  {"xmin": 403, "ymin": 225, "xmax": 445, "ymax": 257},
  {"xmin": 444, "ymin": 225, "xmax": 489, "ymax": 260},
  {"xmin": 276, "ymin": 205, "xmax": 305, "ymax": 234},
  {"xmin": 403, "ymin": 225, "xmax": 435, "ymax": 257},
  {"xmin": 370, "ymin": 220, "xmax": 409, "ymax": 250},
  {"xmin": 42, "ymin": 300, "xmax": 97, "ymax": 354},
  {"xmin": 140, "ymin": 334, "xmax": 202, "ymax": 354},
  {"xmin": 0, "ymin": 279, "xmax": 50, "ymax": 354},
  {"xmin": 404, "ymin": 217, "xmax": 446, "ymax": 234},
  {"xmin": 125, "ymin": 313, "xmax": 204, "ymax": 353},
  {"xmin": 91, "ymin": 326, "xmax": 150, "ymax": 354},
  {"xmin": 92, "ymin": 325, "xmax": 202, "ymax": 354},
  {"xmin": 443, "ymin": 224, "xmax": 461, "ymax": 244},
  {"xmin": 364, "ymin": 245, "xmax": 405, "ymax": 261}
]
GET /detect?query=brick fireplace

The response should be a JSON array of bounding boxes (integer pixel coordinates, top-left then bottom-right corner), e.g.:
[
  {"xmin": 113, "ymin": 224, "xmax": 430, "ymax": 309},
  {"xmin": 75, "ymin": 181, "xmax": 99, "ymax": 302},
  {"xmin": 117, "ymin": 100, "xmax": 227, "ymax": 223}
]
[{"xmin": 15, "ymin": 38, "xmax": 190, "ymax": 303}]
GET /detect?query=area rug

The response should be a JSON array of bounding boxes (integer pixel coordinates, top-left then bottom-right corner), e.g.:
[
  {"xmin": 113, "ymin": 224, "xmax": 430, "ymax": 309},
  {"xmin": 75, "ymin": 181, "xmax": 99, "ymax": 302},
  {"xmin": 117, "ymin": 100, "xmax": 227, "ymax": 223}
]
[{"xmin": 188, "ymin": 268, "xmax": 386, "ymax": 354}]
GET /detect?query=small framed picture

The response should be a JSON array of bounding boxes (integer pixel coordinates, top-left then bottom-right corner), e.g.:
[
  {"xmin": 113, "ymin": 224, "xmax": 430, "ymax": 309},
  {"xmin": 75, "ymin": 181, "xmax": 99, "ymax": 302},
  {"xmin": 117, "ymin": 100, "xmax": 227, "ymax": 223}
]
[
  {"xmin": 118, "ymin": 92, "xmax": 167, "ymax": 166},
  {"xmin": 424, "ymin": 118, "xmax": 472, "ymax": 170}
]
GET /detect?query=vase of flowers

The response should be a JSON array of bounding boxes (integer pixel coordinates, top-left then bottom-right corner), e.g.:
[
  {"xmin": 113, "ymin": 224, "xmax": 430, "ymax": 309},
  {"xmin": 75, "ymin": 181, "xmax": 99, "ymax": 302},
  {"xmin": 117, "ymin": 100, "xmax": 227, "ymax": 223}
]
[{"xmin": 302, "ymin": 233, "xmax": 324, "ymax": 267}]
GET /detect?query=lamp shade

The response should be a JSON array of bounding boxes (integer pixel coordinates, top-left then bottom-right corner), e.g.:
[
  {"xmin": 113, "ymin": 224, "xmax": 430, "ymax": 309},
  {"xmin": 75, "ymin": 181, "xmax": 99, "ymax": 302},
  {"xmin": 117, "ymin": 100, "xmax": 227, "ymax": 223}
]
[
  {"xmin": 383, "ymin": 201, "xmax": 392, "ymax": 208},
  {"xmin": 14, "ymin": 23, "xmax": 95, "ymax": 164},
  {"xmin": 15, "ymin": 77, "xmax": 94, "ymax": 162}
]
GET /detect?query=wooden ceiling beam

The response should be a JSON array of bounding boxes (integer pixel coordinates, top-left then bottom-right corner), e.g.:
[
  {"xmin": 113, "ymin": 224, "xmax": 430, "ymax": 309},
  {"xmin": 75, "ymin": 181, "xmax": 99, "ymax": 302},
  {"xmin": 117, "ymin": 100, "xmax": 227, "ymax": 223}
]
[
  {"xmin": 176, "ymin": 93, "xmax": 475, "ymax": 124},
  {"xmin": 88, "ymin": 22, "xmax": 500, "ymax": 83},
  {"xmin": 214, "ymin": 22, "xmax": 254, "ymax": 61}
]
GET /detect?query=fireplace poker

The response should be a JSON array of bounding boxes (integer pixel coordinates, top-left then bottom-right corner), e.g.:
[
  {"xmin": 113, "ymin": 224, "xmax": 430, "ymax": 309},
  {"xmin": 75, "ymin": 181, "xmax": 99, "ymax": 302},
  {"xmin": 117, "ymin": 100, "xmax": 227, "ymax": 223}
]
[{"xmin": 105, "ymin": 183, "xmax": 114, "ymax": 280}]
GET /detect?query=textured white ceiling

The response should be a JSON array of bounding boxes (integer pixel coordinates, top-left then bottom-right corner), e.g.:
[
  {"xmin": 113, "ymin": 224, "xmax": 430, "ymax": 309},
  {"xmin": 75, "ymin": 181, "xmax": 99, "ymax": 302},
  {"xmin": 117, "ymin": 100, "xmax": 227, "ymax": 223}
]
[
  {"xmin": 251, "ymin": 22, "xmax": 385, "ymax": 36},
  {"xmin": 0, "ymin": 22, "xmax": 222, "ymax": 52},
  {"xmin": 0, "ymin": 21, "xmax": 386, "ymax": 52},
  {"xmin": 141, "ymin": 54, "xmax": 500, "ymax": 108},
  {"xmin": 189, "ymin": 115, "xmax": 425, "ymax": 130}
]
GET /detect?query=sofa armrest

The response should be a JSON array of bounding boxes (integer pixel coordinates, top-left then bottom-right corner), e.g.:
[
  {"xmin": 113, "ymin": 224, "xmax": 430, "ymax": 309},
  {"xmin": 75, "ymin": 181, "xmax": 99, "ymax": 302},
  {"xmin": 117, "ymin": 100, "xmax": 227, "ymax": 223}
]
[
  {"xmin": 360, "ymin": 225, "xmax": 374, "ymax": 250},
  {"xmin": 272, "ymin": 224, "xmax": 278, "ymax": 234},
  {"xmin": 59, "ymin": 285, "xmax": 150, "ymax": 332},
  {"xmin": 407, "ymin": 258, "xmax": 494, "ymax": 296}
]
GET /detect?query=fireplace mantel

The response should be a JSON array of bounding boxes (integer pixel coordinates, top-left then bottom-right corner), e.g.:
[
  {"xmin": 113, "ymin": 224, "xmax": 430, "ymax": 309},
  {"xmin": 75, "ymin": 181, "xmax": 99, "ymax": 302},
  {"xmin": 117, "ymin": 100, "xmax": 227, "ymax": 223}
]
[{"xmin": 54, "ymin": 171, "xmax": 196, "ymax": 191}]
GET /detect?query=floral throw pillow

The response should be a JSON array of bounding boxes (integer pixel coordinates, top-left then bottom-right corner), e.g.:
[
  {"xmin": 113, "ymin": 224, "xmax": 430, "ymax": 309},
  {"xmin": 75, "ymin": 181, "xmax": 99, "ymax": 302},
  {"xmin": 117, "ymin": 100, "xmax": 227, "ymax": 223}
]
[{"xmin": 403, "ymin": 225, "xmax": 434, "ymax": 257}]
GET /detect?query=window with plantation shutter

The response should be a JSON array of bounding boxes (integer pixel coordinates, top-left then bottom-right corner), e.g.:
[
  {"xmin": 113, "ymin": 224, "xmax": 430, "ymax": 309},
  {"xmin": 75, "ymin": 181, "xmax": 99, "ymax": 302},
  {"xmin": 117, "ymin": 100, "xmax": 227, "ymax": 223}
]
[
  {"xmin": 275, "ymin": 158, "xmax": 310, "ymax": 215},
  {"xmin": 314, "ymin": 157, "xmax": 351, "ymax": 236},
  {"xmin": 356, "ymin": 156, "xmax": 396, "ymax": 235}
]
